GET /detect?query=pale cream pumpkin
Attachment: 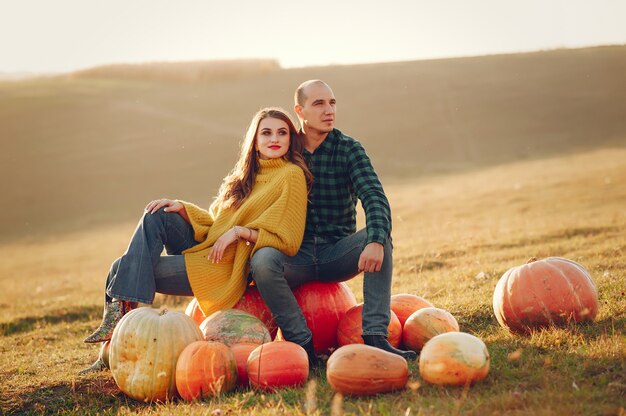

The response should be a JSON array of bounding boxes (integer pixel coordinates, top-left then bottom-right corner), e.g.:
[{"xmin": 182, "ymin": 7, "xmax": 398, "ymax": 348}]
[
  {"xmin": 419, "ymin": 332, "xmax": 490, "ymax": 386},
  {"xmin": 109, "ymin": 307, "xmax": 203, "ymax": 402}
]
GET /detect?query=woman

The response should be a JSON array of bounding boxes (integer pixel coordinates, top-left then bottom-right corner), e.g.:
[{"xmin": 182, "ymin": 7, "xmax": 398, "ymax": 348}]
[{"xmin": 81, "ymin": 107, "xmax": 311, "ymax": 372}]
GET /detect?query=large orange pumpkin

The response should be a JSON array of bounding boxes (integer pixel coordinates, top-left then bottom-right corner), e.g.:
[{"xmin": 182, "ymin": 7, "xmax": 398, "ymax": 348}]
[
  {"xmin": 109, "ymin": 307, "xmax": 203, "ymax": 402},
  {"xmin": 493, "ymin": 257, "xmax": 599, "ymax": 333},
  {"xmin": 336, "ymin": 304, "xmax": 402, "ymax": 347},
  {"xmin": 419, "ymin": 332, "xmax": 490, "ymax": 386},
  {"xmin": 292, "ymin": 282, "xmax": 357, "ymax": 354},
  {"xmin": 326, "ymin": 344, "xmax": 408, "ymax": 395},
  {"xmin": 199, "ymin": 309, "xmax": 271, "ymax": 346},
  {"xmin": 175, "ymin": 341, "xmax": 237, "ymax": 400},
  {"xmin": 402, "ymin": 307, "xmax": 459, "ymax": 352},
  {"xmin": 390, "ymin": 293, "xmax": 434, "ymax": 327},
  {"xmin": 230, "ymin": 342, "xmax": 258, "ymax": 387},
  {"xmin": 247, "ymin": 341, "xmax": 308, "ymax": 391}
]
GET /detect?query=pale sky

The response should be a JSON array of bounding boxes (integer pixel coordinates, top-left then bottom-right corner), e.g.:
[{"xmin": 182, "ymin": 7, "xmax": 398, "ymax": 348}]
[{"xmin": 1, "ymin": 0, "xmax": 625, "ymax": 73}]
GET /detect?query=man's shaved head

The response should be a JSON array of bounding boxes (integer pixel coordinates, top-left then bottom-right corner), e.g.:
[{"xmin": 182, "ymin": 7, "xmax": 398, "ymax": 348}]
[{"xmin": 294, "ymin": 79, "xmax": 332, "ymax": 106}]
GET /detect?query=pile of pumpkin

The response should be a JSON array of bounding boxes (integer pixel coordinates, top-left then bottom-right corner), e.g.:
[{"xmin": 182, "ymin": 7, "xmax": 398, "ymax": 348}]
[{"xmin": 95, "ymin": 256, "xmax": 598, "ymax": 401}]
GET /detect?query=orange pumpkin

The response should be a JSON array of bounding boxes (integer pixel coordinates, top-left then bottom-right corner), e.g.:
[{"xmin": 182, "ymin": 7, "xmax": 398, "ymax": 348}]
[
  {"xmin": 109, "ymin": 307, "xmax": 203, "ymax": 402},
  {"xmin": 247, "ymin": 341, "xmax": 308, "ymax": 391},
  {"xmin": 336, "ymin": 304, "xmax": 402, "ymax": 347},
  {"xmin": 292, "ymin": 281, "xmax": 357, "ymax": 354},
  {"xmin": 419, "ymin": 332, "xmax": 490, "ymax": 386},
  {"xmin": 175, "ymin": 341, "xmax": 237, "ymax": 400},
  {"xmin": 200, "ymin": 309, "xmax": 271, "ymax": 346},
  {"xmin": 230, "ymin": 342, "xmax": 258, "ymax": 387},
  {"xmin": 493, "ymin": 257, "xmax": 599, "ymax": 333},
  {"xmin": 390, "ymin": 293, "xmax": 434, "ymax": 327},
  {"xmin": 402, "ymin": 307, "xmax": 459, "ymax": 352},
  {"xmin": 326, "ymin": 344, "xmax": 408, "ymax": 395}
]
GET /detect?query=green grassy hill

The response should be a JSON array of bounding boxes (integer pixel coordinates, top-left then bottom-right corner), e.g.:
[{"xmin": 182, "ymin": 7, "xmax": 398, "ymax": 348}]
[{"xmin": 1, "ymin": 46, "xmax": 625, "ymax": 240}]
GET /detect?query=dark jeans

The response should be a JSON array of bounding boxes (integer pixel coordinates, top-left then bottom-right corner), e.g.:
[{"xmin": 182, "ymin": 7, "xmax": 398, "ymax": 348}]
[
  {"xmin": 105, "ymin": 208, "xmax": 196, "ymax": 304},
  {"xmin": 250, "ymin": 229, "xmax": 392, "ymax": 346}
]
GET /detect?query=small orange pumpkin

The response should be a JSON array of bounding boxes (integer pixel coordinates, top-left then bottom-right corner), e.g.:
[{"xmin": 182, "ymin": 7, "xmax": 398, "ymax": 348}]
[
  {"xmin": 247, "ymin": 341, "xmax": 308, "ymax": 391},
  {"xmin": 390, "ymin": 293, "xmax": 434, "ymax": 327},
  {"xmin": 419, "ymin": 332, "xmax": 490, "ymax": 386},
  {"xmin": 336, "ymin": 304, "xmax": 402, "ymax": 347},
  {"xmin": 402, "ymin": 307, "xmax": 459, "ymax": 352},
  {"xmin": 493, "ymin": 257, "xmax": 599, "ymax": 333},
  {"xmin": 326, "ymin": 344, "xmax": 408, "ymax": 395},
  {"xmin": 230, "ymin": 342, "xmax": 258, "ymax": 387},
  {"xmin": 175, "ymin": 341, "xmax": 237, "ymax": 400}
]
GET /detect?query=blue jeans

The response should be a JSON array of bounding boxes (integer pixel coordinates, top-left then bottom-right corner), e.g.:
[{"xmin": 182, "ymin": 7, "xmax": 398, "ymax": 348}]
[
  {"xmin": 105, "ymin": 208, "xmax": 196, "ymax": 304},
  {"xmin": 250, "ymin": 229, "xmax": 392, "ymax": 346}
]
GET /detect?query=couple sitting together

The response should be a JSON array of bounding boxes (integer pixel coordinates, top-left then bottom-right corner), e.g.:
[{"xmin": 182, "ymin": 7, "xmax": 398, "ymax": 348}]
[{"xmin": 83, "ymin": 79, "xmax": 416, "ymax": 371}]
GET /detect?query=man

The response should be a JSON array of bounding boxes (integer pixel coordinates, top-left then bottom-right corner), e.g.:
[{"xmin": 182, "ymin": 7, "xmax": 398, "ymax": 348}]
[{"xmin": 250, "ymin": 80, "xmax": 416, "ymax": 365}]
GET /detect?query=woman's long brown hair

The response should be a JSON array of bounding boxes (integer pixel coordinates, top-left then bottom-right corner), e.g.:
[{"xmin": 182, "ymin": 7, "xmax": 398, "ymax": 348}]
[{"xmin": 211, "ymin": 107, "xmax": 312, "ymax": 214}]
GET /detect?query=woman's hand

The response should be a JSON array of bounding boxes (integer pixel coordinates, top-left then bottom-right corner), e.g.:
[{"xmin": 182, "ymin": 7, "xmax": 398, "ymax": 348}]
[
  {"xmin": 208, "ymin": 228, "xmax": 238, "ymax": 263},
  {"xmin": 145, "ymin": 199, "xmax": 184, "ymax": 214}
]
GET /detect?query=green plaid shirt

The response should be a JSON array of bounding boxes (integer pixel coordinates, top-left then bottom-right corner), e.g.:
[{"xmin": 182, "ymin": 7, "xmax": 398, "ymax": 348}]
[{"xmin": 302, "ymin": 128, "xmax": 391, "ymax": 245}]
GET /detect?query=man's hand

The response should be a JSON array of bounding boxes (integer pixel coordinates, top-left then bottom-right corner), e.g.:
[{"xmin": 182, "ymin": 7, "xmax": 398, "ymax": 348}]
[{"xmin": 358, "ymin": 242, "xmax": 384, "ymax": 273}]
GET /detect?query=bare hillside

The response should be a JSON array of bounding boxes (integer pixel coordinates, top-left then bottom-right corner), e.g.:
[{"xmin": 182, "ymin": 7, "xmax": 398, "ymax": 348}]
[{"xmin": 1, "ymin": 46, "xmax": 625, "ymax": 241}]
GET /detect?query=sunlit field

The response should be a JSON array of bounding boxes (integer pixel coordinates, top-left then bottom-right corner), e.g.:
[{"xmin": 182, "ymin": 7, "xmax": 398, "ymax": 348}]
[
  {"xmin": 1, "ymin": 47, "xmax": 625, "ymax": 415},
  {"xmin": 1, "ymin": 147, "xmax": 624, "ymax": 415}
]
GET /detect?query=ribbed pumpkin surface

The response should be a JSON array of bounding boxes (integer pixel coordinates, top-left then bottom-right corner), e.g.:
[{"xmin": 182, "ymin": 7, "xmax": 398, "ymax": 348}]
[
  {"xmin": 109, "ymin": 307, "xmax": 203, "ymax": 402},
  {"xmin": 336, "ymin": 304, "xmax": 402, "ymax": 347},
  {"xmin": 247, "ymin": 341, "xmax": 308, "ymax": 391},
  {"xmin": 493, "ymin": 257, "xmax": 598, "ymax": 333},
  {"xmin": 326, "ymin": 344, "xmax": 408, "ymax": 395},
  {"xmin": 199, "ymin": 309, "xmax": 271, "ymax": 346},
  {"xmin": 419, "ymin": 332, "xmax": 490, "ymax": 386},
  {"xmin": 175, "ymin": 341, "xmax": 237, "ymax": 400},
  {"xmin": 390, "ymin": 293, "xmax": 434, "ymax": 327},
  {"xmin": 402, "ymin": 307, "xmax": 459, "ymax": 352}
]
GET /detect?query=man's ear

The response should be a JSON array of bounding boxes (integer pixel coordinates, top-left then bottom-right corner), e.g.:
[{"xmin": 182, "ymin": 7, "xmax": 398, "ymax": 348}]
[{"xmin": 294, "ymin": 104, "xmax": 303, "ymax": 118}]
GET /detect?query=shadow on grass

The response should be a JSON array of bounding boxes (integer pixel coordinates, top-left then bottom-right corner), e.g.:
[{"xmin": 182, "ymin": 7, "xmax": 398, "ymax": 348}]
[
  {"xmin": 475, "ymin": 225, "xmax": 622, "ymax": 251},
  {"xmin": 0, "ymin": 305, "xmax": 101, "ymax": 337},
  {"xmin": 1, "ymin": 376, "xmax": 138, "ymax": 415}
]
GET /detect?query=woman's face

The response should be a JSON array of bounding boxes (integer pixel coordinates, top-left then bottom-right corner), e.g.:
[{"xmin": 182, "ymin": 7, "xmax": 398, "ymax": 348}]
[{"xmin": 256, "ymin": 117, "xmax": 290, "ymax": 160}]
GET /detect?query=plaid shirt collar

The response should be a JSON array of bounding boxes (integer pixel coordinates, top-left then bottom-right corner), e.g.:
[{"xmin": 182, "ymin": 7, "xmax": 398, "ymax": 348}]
[{"xmin": 303, "ymin": 129, "xmax": 339, "ymax": 156}]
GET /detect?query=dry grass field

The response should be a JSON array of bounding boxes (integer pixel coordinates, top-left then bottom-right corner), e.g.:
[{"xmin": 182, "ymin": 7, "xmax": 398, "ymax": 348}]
[{"xmin": 1, "ymin": 47, "xmax": 625, "ymax": 415}]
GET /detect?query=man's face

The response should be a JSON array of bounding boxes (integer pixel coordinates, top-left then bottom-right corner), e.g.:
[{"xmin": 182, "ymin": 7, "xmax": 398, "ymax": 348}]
[{"xmin": 297, "ymin": 83, "xmax": 336, "ymax": 134}]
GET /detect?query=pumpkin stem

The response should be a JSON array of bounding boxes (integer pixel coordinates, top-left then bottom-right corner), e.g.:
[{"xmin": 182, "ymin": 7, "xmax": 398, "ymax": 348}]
[
  {"xmin": 159, "ymin": 308, "xmax": 168, "ymax": 316},
  {"xmin": 527, "ymin": 257, "xmax": 538, "ymax": 263}
]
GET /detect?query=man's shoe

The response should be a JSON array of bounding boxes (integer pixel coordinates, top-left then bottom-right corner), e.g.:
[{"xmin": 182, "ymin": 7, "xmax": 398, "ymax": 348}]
[
  {"xmin": 301, "ymin": 339, "xmax": 319, "ymax": 369},
  {"xmin": 362, "ymin": 334, "xmax": 417, "ymax": 361}
]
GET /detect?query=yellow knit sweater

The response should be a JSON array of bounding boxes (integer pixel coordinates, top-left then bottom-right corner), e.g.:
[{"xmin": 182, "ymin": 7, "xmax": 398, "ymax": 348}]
[{"xmin": 180, "ymin": 158, "xmax": 307, "ymax": 316}]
